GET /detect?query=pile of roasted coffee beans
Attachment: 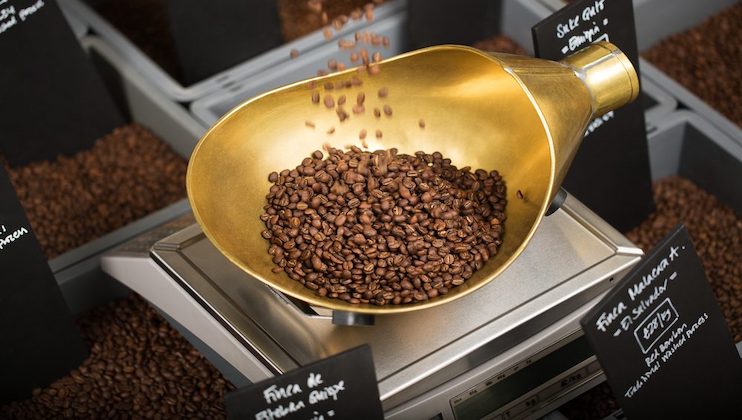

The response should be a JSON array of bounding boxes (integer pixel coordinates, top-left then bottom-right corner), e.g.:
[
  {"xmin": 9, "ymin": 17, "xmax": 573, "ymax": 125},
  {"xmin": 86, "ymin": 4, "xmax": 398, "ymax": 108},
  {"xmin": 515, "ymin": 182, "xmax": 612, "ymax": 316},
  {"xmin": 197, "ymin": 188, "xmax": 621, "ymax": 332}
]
[
  {"xmin": 261, "ymin": 147, "xmax": 507, "ymax": 305},
  {"xmin": 0, "ymin": 294, "xmax": 233, "ymax": 419},
  {"xmin": 643, "ymin": 3, "xmax": 741, "ymax": 126},
  {"xmin": 562, "ymin": 176, "xmax": 741, "ymax": 418},
  {"xmin": 6, "ymin": 123, "xmax": 187, "ymax": 259},
  {"xmin": 472, "ymin": 34, "xmax": 528, "ymax": 56},
  {"xmin": 626, "ymin": 176, "xmax": 741, "ymax": 342}
]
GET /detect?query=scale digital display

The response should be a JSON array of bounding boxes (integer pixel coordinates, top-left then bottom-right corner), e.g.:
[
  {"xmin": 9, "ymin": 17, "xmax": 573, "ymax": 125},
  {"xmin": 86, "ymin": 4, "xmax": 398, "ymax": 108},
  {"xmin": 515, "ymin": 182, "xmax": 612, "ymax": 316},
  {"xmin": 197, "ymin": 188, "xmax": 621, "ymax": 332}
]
[{"xmin": 451, "ymin": 335, "xmax": 595, "ymax": 420}]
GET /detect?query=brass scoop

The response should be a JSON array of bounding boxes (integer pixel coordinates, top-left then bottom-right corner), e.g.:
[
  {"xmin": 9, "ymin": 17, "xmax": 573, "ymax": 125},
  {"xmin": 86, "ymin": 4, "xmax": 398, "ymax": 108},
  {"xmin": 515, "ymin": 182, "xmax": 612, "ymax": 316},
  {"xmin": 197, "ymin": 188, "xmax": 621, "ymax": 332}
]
[{"xmin": 186, "ymin": 41, "xmax": 639, "ymax": 315}]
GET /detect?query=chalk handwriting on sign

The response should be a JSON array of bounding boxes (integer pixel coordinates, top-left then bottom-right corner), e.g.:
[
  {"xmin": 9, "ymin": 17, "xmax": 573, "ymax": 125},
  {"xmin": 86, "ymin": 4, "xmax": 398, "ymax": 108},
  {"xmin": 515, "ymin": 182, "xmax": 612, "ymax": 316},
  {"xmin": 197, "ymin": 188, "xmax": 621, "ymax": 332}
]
[
  {"xmin": 595, "ymin": 244, "xmax": 681, "ymax": 338},
  {"xmin": 581, "ymin": 225, "xmax": 742, "ymax": 419},
  {"xmin": 0, "ymin": 223, "xmax": 30, "ymax": 252},
  {"xmin": 225, "ymin": 345, "xmax": 383, "ymax": 420},
  {"xmin": 257, "ymin": 373, "xmax": 346, "ymax": 419},
  {"xmin": 554, "ymin": 0, "xmax": 607, "ymax": 52},
  {"xmin": 0, "ymin": 0, "xmax": 124, "ymax": 166},
  {"xmin": 0, "ymin": 0, "xmax": 44, "ymax": 35}
]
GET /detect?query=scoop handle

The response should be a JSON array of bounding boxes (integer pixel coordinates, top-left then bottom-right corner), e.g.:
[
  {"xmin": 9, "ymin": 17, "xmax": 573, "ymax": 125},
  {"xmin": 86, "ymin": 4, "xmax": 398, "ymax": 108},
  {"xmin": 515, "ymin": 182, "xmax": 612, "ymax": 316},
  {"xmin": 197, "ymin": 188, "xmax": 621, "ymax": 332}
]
[{"xmin": 562, "ymin": 41, "xmax": 640, "ymax": 117}]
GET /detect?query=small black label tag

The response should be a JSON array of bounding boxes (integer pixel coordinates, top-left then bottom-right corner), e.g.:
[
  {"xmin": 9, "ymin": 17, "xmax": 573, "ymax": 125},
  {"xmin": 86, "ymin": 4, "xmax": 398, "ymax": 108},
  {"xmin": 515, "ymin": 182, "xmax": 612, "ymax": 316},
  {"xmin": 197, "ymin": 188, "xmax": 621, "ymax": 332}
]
[
  {"xmin": 0, "ymin": 0, "xmax": 124, "ymax": 166},
  {"xmin": 225, "ymin": 345, "xmax": 384, "ymax": 420},
  {"xmin": 0, "ymin": 166, "xmax": 88, "ymax": 404}
]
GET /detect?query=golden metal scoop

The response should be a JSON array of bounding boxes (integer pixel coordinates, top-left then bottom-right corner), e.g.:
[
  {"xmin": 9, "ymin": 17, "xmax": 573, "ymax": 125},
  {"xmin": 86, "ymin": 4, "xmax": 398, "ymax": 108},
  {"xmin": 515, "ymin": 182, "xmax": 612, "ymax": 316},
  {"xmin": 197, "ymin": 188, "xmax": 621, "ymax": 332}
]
[{"xmin": 187, "ymin": 41, "xmax": 639, "ymax": 315}]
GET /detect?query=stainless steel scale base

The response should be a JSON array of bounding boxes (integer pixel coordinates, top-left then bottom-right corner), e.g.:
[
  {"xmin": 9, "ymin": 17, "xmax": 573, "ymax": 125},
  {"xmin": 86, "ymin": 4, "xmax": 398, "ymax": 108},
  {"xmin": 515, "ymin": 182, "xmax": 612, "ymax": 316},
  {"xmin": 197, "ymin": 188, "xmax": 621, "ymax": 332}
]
[{"xmin": 102, "ymin": 194, "xmax": 642, "ymax": 419}]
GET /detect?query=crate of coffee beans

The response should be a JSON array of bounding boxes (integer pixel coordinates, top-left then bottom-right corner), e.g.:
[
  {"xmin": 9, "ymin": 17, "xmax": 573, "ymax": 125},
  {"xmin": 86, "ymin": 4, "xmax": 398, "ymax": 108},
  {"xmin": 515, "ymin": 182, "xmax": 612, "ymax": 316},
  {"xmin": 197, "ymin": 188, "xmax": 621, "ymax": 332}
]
[
  {"xmin": 58, "ymin": 0, "xmax": 403, "ymax": 102},
  {"xmin": 639, "ymin": 112, "xmax": 741, "ymax": 334},
  {"xmin": 641, "ymin": 2, "xmax": 741, "ymax": 141},
  {"xmin": 27, "ymin": 36, "xmax": 206, "ymax": 314}
]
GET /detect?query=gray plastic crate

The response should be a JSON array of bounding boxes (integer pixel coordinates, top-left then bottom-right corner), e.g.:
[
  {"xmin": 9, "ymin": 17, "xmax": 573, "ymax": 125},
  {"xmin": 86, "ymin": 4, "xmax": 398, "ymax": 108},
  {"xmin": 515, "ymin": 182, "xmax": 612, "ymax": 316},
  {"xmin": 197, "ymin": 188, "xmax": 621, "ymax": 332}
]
[
  {"xmin": 190, "ymin": 0, "xmax": 674, "ymax": 129},
  {"xmin": 640, "ymin": 72, "xmax": 676, "ymax": 128},
  {"xmin": 642, "ymin": 59, "xmax": 741, "ymax": 143},
  {"xmin": 647, "ymin": 111, "xmax": 742, "ymax": 213},
  {"xmin": 50, "ymin": 36, "xmax": 207, "ymax": 314},
  {"xmin": 58, "ymin": 0, "xmax": 406, "ymax": 102}
]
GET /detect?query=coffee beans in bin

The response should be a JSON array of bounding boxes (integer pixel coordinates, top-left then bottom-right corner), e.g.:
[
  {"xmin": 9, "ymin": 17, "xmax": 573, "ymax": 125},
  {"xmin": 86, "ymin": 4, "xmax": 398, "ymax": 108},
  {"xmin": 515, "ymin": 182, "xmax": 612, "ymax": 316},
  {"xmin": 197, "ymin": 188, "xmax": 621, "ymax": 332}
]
[
  {"xmin": 642, "ymin": 3, "xmax": 741, "ymax": 126},
  {"xmin": 4, "ymin": 123, "xmax": 188, "ymax": 259},
  {"xmin": 261, "ymin": 146, "xmax": 507, "ymax": 306}
]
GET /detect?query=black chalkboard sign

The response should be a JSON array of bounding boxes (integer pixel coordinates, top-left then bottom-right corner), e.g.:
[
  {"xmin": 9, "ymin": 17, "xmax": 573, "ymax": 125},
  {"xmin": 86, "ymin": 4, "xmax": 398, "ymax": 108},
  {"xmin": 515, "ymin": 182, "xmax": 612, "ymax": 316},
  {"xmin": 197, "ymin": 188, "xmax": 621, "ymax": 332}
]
[
  {"xmin": 0, "ymin": 0, "xmax": 123, "ymax": 167},
  {"xmin": 581, "ymin": 225, "xmax": 742, "ymax": 419},
  {"xmin": 0, "ymin": 166, "xmax": 88, "ymax": 404},
  {"xmin": 532, "ymin": 0, "xmax": 654, "ymax": 232},
  {"xmin": 407, "ymin": 0, "xmax": 501, "ymax": 49},
  {"xmin": 225, "ymin": 345, "xmax": 383, "ymax": 420},
  {"xmin": 166, "ymin": 0, "xmax": 283, "ymax": 85}
]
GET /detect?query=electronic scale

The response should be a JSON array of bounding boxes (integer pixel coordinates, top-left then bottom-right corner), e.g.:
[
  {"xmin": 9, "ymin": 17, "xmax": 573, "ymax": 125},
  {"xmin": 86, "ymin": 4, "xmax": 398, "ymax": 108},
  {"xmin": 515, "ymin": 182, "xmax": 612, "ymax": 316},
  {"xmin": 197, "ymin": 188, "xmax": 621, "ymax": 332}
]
[{"xmin": 102, "ymin": 193, "xmax": 642, "ymax": 419}]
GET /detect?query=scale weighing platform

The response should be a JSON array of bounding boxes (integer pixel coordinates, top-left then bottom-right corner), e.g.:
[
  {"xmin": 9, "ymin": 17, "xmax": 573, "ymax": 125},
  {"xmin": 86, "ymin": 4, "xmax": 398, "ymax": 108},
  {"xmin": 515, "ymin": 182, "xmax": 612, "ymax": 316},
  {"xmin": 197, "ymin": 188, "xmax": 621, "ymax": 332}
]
[{"xmin": 102, "ymin": 194, "xmax": 642, "ymax": 419}]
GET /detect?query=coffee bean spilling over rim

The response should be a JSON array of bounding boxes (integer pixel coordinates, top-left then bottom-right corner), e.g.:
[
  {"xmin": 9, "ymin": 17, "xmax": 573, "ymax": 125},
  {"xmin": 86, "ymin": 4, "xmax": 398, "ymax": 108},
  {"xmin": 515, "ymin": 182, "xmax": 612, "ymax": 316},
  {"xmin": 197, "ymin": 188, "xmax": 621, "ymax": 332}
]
[
  {"xmin": 0, "ymin": 294, "xmax": 234, "ymax": 419},
  {"xmin": 5, "ymin": 123, "xmax": 187, "ymax": 259},
  {"xmin": 642, "ymin": 3, "xmax": 742, "ymax": 126},
  {"xmin": 626, "ymin": 176, "xmax": 741, "ymax": 342},
  {"xmin": 261, "ymin": 147, "xmax": 507, "ymax": 306},
  {"xmin": 472, "ymin": 34, "xmax": 528, "ymax": 56}
]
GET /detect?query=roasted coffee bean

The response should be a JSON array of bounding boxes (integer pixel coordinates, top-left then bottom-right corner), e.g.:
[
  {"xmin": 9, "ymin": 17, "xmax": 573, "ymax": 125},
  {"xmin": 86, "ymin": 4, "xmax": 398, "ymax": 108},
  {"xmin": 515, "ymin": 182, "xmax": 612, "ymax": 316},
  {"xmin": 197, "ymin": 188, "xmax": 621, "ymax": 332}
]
[
  {"xmin": 323, "ymin": 94, "xmax": 335, "ymax": 108},
  {"xmin": 261, "ymin": 148, "xmax": 507, "ymax": 305},
  {"xmin": 5, "ymin": 124, "xmax": 187, "ymax": 259}
]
